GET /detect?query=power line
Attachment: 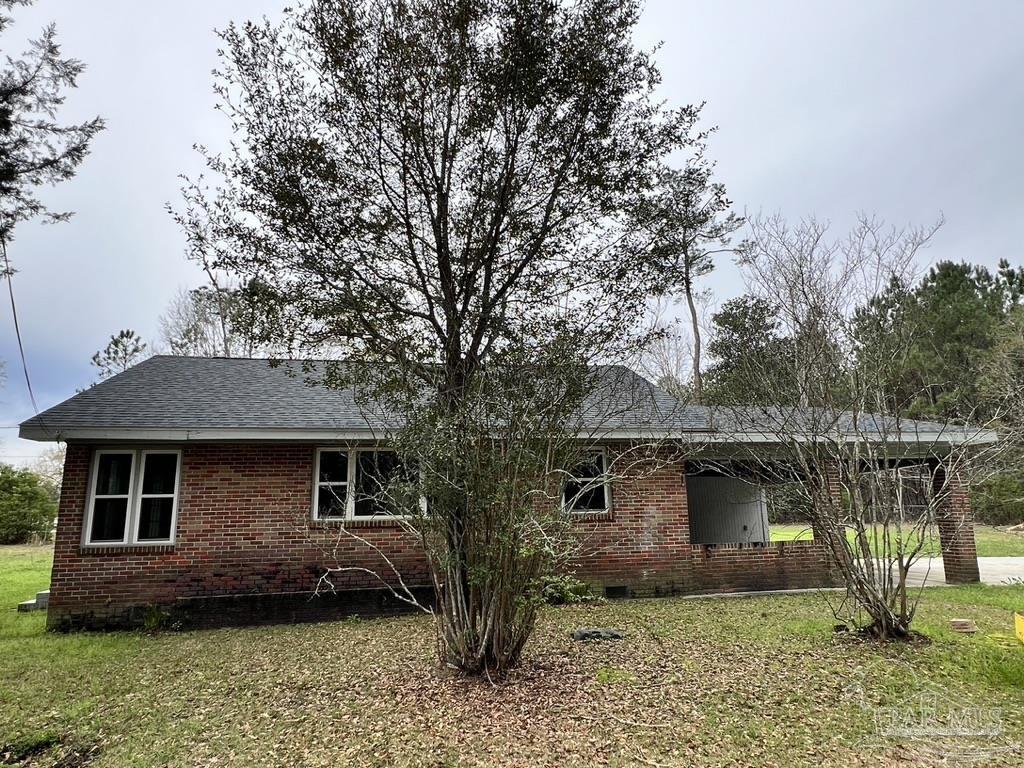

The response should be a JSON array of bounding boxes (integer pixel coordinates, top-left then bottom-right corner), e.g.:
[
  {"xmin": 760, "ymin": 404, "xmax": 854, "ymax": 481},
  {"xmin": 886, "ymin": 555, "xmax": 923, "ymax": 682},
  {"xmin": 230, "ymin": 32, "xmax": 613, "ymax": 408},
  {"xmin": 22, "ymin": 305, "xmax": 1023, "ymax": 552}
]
[{"xmin": 1, "ymin": 239, "xmax": 40, "ymax": 414}]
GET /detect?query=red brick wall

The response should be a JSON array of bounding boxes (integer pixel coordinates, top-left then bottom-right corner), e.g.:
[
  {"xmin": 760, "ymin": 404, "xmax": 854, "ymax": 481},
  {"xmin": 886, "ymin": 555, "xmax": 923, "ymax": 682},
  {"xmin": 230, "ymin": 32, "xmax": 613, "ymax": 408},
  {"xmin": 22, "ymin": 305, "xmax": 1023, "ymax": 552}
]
[
  {"xmin": 49, "ymin": 443, "xmax": 837, "ymax": 628},
  {"xmin": 49, "ymin": 444, "xmax": 428, "ymax": 628},
  {"xmin": 684, "ymin": 541, "xmax": 834, "ymax": 593},
  {"xmin": 570, "ymin": 450, "xmax": 835, "ymax": 596},
  {"xmin": 934, "ymin": 468, "xmax": 980, "ymax": 584},
  {"xmin": 570, "ymin": 448, "xmax": 691, "ymax": 593}
]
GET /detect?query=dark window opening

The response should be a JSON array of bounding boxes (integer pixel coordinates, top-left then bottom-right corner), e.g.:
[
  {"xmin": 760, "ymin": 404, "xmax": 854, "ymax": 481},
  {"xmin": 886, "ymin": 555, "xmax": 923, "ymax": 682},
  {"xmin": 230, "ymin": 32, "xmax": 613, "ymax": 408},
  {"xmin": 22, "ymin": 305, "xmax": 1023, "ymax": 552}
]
[
  {"xmin": 563, "ymin": 451, "xmax": 609, "ymax": 513},
  {"xmin": 354, "ymin": 450, "xmax": 407, "ymax": 517}
]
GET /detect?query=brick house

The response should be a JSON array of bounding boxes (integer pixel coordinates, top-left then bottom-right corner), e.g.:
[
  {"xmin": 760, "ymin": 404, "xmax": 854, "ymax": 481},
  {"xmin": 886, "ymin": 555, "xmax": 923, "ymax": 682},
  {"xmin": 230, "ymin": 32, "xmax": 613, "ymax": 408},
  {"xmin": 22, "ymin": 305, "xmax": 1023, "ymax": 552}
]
[{"xmin": 20, "ymin": 356, "xmax": 983, "ymax": 630}]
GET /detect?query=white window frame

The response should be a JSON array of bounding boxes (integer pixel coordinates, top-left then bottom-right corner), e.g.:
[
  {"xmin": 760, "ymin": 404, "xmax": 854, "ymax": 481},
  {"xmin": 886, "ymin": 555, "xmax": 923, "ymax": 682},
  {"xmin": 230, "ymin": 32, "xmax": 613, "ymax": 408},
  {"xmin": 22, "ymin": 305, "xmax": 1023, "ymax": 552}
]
[
  {"xmin": 134, "ymin": 450, "xmax": 183, "ymax": 543},
  {"xmin": 83, "ymin": 448, "xmax": 182, "ymax": 547},
  {"xmin": 313, "ymin": 447, "xmax": 411, "ymax": 521},
  {"xmin": 313, "ymin": 447, "xmax": 350, "ymax": 521},
  {"xmin": 563, "ymin": 447, "xmax": 612, "ymax": 514}
]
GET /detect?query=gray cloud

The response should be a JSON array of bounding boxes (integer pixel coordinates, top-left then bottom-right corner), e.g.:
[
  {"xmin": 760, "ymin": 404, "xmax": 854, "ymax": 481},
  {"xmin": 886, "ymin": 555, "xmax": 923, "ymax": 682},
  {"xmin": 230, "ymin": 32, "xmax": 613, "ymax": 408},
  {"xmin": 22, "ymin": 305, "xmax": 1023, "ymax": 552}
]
[{"xmin": 1, "ymin": 0, "xmax": 1021, "ymax": 463}]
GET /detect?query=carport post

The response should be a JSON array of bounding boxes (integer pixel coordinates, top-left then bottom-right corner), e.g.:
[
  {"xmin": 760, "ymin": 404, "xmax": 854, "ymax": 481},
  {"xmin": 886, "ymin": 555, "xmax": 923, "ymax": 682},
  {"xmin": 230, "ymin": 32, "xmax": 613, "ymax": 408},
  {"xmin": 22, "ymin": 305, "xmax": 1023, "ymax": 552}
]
[{"xmin": 933, "ymin": 467, "xmax": 980, "ymax": 584}]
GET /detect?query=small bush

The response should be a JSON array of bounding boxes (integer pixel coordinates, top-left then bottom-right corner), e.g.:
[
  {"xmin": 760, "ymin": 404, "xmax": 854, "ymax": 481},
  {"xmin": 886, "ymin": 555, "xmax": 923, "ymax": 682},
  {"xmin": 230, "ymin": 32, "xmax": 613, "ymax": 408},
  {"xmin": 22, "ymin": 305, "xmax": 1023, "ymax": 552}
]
[
  {"xmin": 541, "ymin": 574, "xmax": 601, "ymax": 605},
  {"xmin": 0, "ymin": 464, "xmax": 58, "ymax": 544},
  {"xmin": 142, "ymin": 606, "xmax": 171, "ymax": 633}
]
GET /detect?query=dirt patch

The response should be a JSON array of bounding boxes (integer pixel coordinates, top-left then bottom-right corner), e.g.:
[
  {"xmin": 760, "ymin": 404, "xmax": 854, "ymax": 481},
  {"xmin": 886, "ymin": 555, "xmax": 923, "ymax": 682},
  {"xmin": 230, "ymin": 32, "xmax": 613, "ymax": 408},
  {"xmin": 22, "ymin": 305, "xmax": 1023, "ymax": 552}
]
[{"xmin": 1, "ymin": 736, "xmax": 99, "ymax": 768}]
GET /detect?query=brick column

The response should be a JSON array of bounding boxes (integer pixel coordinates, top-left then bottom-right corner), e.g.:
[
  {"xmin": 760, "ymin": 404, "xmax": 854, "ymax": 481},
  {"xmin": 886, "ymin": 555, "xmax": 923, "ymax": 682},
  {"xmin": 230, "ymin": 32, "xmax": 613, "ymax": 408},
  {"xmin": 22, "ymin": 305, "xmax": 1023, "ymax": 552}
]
[
  {"xmin": 48, "ymin": 443, "xmax": 91, "ymax": 630},
  {"xmin": 810, "ymin": 461, "xmax": 847, "ymax": 585},
  {"xmin": 813, "ymin": 462, "xmax": 844, "ymax": 539},
  {"xmin": 933, "ymin": 467, "xmax": 980, "ymax": 584}
]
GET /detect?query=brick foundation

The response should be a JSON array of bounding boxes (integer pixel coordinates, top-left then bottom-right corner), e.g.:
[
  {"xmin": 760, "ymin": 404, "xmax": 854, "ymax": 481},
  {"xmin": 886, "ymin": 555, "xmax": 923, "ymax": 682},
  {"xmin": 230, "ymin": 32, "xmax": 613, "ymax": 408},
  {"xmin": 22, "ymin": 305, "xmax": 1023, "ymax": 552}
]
[{"xmin": 49, "ymin": 443, "xmax": 840, "ymax": 630}]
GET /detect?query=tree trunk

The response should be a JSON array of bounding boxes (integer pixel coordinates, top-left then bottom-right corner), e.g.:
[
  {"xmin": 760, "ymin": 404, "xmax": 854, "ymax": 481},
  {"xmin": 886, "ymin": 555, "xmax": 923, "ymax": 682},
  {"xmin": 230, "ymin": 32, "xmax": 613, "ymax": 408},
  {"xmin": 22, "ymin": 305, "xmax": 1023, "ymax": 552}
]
[
  {"xmin": 429, "ymin": 360, "xmax": 542, "ymax": 676},
  {"xmin": 685, "ymin": 281, "xmax": 703, "ymax": 403}
]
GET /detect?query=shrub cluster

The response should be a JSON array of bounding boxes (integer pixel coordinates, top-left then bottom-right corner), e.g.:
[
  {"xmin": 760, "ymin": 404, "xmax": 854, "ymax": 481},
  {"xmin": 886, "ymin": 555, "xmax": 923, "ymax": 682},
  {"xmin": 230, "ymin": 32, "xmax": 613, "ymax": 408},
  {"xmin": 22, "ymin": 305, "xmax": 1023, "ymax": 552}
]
[
  {"xmin": 541, "ymin": 574, "xmax": 602, "ymax": 606},
  {"xmin": 972, "ymin": 473, "xmax": 1024, "ymax": 527},
  {"xmin": 0, "ymin": 464, "xmax": 58, "ymax": 544}
]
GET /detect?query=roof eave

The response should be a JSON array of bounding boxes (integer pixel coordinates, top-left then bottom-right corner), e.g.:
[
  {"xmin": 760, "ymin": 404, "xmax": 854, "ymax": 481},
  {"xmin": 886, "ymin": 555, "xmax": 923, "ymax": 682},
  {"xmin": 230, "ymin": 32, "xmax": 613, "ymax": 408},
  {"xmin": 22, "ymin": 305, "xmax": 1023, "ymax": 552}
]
[
  {"xmin": 19, "ymin": 425, "xmax": 1000, "ymax": 447},
  {"xmin": 18, "ymin": 426, "xmax": 383, "ymax": 443}
]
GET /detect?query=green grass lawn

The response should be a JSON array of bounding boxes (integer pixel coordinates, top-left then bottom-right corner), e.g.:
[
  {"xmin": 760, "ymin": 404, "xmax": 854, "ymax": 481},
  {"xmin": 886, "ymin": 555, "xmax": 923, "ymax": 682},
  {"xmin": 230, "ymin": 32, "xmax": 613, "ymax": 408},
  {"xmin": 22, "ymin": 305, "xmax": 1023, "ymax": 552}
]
[
  {"xmin": 3, "ymin": 545, "xmax": 1024, "ymax": 767},
  {"xmin": 770, "ymin": 523, "xmax": 1024, "ymax": 558}
]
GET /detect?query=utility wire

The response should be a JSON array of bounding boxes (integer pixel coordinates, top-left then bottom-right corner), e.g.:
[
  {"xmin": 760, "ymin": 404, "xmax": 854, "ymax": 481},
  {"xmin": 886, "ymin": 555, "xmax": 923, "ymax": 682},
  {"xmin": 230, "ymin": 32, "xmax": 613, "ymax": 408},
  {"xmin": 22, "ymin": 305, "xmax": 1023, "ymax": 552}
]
[{"xmin": 1, "ymin": 238, "xmax": 40, "ymax": 414}]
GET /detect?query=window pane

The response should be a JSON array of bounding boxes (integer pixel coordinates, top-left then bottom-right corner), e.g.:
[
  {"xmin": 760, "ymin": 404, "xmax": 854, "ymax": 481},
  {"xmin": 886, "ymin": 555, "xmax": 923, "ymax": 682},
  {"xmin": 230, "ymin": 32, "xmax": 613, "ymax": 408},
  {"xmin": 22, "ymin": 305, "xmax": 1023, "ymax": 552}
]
[
  {"xmin": 90, "ymin": 497, "xmax": 128, "ymax": 542},
  {"xmin": 95, "ymin": 453, "xmax": 133, "ymax": 496},
  {"xmin": 317, "ymin": 484, "xmax": 347, "ymax": 519},
  {"xmin": 565, "ymin": 480, "xmax": 606, "ymax": 512},
  {"xmin": 318, "ymin": 451, "xmax": 348, "ymax": 483},
  {"xmin": 142, "ymin": 454, "xmax": 178, "ymax": 494},
  {"xmin": 570, "ymin": 452, "xmax": 605, "ymax": 480},
  {"xmin": 355, "ymin": 452, "xmax": 404, "ymax": 517},
  {"xmin": 137, "ymin": 497, "xmax": 174, "ymax": 541}
]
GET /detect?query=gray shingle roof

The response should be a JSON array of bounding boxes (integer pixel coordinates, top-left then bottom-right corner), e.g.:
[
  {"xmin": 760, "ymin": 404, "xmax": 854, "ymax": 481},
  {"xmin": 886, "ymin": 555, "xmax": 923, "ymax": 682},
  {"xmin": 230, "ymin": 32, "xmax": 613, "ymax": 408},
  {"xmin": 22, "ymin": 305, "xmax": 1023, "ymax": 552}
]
[
  {"xmin": 19, "ymin": 355, "xmax": 990, "ymax": 446},
  {"xmin": 19, "ymin": 356, "xmax": 705, "ymax": 439},
  {"xmin": 21, "ymin": 357, "xmax": 373, "ymax": 434}
]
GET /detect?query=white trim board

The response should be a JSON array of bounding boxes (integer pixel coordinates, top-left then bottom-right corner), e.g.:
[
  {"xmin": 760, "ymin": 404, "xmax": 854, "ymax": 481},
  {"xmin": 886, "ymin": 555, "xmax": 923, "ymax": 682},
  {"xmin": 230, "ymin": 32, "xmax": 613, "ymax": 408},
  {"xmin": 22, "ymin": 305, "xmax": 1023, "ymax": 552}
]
[{"xmin": 20, "ymin": 425, "xmax": 999, "ymax": 447}]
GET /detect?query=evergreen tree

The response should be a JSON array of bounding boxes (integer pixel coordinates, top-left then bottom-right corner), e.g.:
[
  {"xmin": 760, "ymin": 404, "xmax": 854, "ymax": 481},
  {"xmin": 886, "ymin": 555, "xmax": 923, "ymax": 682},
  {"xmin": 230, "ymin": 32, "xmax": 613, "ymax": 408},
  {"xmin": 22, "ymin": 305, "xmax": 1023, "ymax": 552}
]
[
  {"xmin": 852, "ymin": 260, "xmax": 1024, "ymax": 525},
  {"xmin": 853, "ymin": 261, "xmax": 1021, "ymax": 421},
  {"xmin": 637, "ymin": 155, "xmax": 742, "ymax": 402},
  {"xmin": 176, "ymin": 0, "xmax": 706, "ymax": 675},
  {"xmin": 0, "ymin": 0, "xmax": 104, "ymax": 253},
  {"xmin": 91, "ymin": 330, "xmax": 146, "ymax": 380},
  {"xmin": 704, "ymin": 295, "xmax": 795, "ymax": 405}
]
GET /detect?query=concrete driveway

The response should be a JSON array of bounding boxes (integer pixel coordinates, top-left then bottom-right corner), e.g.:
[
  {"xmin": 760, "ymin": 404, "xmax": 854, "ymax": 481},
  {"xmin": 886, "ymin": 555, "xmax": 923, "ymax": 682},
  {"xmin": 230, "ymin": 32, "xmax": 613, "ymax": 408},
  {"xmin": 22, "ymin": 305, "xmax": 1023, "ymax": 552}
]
[{"xmin": 905, "ymin": 557, "xmax": 1024, "ymax": 587}]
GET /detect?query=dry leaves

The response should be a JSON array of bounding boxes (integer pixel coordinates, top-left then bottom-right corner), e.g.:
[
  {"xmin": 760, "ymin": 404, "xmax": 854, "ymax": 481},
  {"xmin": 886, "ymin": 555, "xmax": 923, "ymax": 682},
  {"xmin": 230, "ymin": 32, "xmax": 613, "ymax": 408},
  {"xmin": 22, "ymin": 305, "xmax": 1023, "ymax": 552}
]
[{"xmin": 5, "ymin": 589, "xmax": 1024, "ymax": 767}]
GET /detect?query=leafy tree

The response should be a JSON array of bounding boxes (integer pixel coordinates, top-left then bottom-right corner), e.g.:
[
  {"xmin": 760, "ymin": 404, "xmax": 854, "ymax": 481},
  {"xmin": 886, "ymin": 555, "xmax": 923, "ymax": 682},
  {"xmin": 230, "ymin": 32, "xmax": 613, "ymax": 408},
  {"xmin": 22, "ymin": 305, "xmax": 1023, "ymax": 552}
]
[
  {"xmin": 704, "ymin": 295, "xmax": 794, "ymax": 405},
  {"xmin": 0, "ymin": 0, "xmax": 103, "ymax": 254},
  {"xmin": 904, "ymin": 262, "xmax": 1004, "ymax": 419},
  {"xmin": 994, "ymin": 258, "xmax": 1024, "ymax": 309},
  {"xmin": 972, "ymin": 473, "xmax": 1024, "ymax": 527},
  {"xmin": 974, "ymin": 302, "xmax": 1024, "ymax": 524},
  {"xmin": 178, "ymin": 0, "xmax": 703, "ymax": 674},
  {"xmin": 852, "ymin": 261, "xmax": 1024, "ymax": 525},
  {"xmin": 849, "ymin": 275, "xmax": 918, "ymax": 412},
  {"xmin": 982, "ymin": 303, "xmax": 1024, "ymax": 415},
  {"xmin": 637, "ymin": 155, "xmax": 742, "ymax": 402},
  {"xmin": 0, "ymin": 463, "xmax": 56, "ymax": 543},
  {"xmin": 91, "ymin": 329, "xmax": 146, "ymax": 380}
]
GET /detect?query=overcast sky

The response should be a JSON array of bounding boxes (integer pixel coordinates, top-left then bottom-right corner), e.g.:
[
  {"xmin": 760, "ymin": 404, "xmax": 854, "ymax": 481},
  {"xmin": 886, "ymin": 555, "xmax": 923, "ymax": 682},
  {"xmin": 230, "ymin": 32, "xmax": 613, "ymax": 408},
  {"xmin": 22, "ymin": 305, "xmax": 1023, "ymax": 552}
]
[{"xmin": 1, "ymin": 0, "xmax": 1022, "ymax": 465}]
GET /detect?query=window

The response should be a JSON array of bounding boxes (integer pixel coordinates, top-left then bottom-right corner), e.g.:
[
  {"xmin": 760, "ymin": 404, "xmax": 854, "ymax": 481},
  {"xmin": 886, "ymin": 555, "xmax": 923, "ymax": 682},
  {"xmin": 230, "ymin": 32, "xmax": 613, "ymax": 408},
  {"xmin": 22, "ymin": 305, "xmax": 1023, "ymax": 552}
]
[
  {"xmin": 136, "ymin": 453, "xmax": 180, "ymax": 541},
  {"xmin": 315, "ymin": 449, "xmax": 349, "ymax": 520},
  {"xmin": 89, "ymin": 452, "xmax": 133, "ymax": 543},
  {"xmin": 563, "ymin": 450, "xmax": 611, "ymax": 513},
  {"xmin": 354, "ymin": 450, "xmax": 406, "ymax": 517},
  {"xmin": 85, "ymin": 450, "xmax": 181, "ymax": 546},
  {"xmin": 314, "ymin": 448, "xmax": 410, "ymax": 521}
]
